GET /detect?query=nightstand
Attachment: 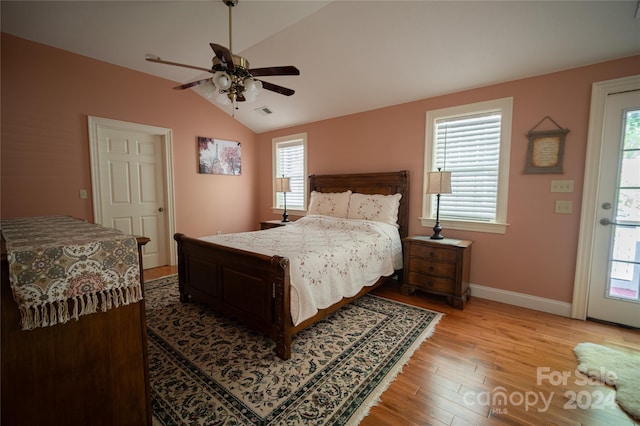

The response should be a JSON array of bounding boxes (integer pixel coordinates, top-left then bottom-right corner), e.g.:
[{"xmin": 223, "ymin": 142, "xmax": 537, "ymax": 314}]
[
  {"xmin": 260, "ymin": 220, "xmax": 292, "ymax": 230},
  {"xmin": 402, "ymin": 236, "xmax": 473, "ymax": 309}
]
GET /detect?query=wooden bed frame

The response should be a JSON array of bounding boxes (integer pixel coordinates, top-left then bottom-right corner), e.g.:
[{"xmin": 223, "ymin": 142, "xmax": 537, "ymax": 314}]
[{"xmin": 174, "ymin": 170, "xmax": 409, "ymax": 360}]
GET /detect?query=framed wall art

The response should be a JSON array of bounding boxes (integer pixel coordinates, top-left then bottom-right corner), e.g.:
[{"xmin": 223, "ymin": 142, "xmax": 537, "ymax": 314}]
[
  {"xmin": 198, "ymin": 137, "xmax": 241, "ymax": 175},
  {"xmin": 523, "ymin": 116, "xmax": 570, "ymax": 174}
]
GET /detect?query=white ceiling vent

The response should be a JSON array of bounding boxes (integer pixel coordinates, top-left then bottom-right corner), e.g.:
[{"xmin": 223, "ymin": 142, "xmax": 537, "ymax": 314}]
[{"xmin": 255, "ymin": 106, "xmax": 273, "ymax": 116}]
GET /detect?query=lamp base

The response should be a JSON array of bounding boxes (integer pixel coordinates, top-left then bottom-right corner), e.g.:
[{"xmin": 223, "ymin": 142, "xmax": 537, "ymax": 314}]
[
  {"xmin": 430, "ymin": 222, "xmax": 444, "ymax": 240},
  {"xmin": 431, "ymin": 193, "xmax": 445, "ymax": 239},
  {"xmin": 281, "ymin": 190, "xmax": 290, "ymax": 222}
]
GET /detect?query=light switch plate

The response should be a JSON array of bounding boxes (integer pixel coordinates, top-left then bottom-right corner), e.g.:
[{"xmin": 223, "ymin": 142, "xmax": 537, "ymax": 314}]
[
  {"xmin": 555, "ymin": 200, "xmax": 573, "ymax": 214},
  {"xmin": 551, "ymin": 180, "xmax": 574, "ymax": 193}
]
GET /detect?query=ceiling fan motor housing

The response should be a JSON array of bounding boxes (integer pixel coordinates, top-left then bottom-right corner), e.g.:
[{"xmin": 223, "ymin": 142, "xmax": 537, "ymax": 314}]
[{"xmin": 212, "ymin": 54, "xmax": 250, "ymax": 73}]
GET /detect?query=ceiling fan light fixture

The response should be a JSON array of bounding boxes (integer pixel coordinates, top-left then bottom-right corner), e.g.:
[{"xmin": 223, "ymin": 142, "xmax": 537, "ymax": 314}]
[
  {"xmin": 244, "ymin": 91, "xmax": 258, "ymax": 103},
  {"xmin": 216, "ymin": 92, "xmax": 232, "ymax": 105},
  {"xmin": 201, "ymin": 80, "xmax": 216, "ymax": 99},
  {"xmin": 243, "ymin": 78, "xmax": 256, "ymax": 91},
  {"xmin": 213, "ymin": 72, "xmax": 232, "ymax": 90},
  {"xmin": 242, "ymin": 78, "xmax": 262, "ymax": 103}
]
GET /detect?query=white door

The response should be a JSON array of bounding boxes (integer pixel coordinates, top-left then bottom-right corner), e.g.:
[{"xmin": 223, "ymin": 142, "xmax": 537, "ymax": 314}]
[
  {"xmin": 587, "ymin": 90, "xmax": 640, "ymax": 328},
  {"xmin": 89, "ymin": 117, "xmax": 176, "ymax": 270}
]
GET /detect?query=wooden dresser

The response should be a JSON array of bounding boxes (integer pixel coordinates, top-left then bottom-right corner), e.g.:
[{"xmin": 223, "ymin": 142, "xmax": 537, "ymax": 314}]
[
  {"xmin": 1, "ymin": 235, "xmax": 152, "ymax": 426},
  {"xmin": 402, "ymin": 236, "xmax": 473, "ymax": 309}
]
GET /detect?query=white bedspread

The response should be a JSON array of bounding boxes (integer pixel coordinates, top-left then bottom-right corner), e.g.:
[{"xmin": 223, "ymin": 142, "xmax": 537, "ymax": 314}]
[{"xmin": 200, "ymin": 215, "xmax": 402, "ymax": 326}]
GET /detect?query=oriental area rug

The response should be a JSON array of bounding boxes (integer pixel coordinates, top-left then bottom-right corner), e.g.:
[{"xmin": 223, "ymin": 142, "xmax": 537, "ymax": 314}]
[{"xmin": 145, "ymin": 275, "xmax": 442, "ymax": 425}]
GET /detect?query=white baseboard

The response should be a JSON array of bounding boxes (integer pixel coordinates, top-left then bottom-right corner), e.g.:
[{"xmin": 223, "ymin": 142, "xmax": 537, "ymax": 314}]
[{"xmin": 469, "ymin": 283, "xmax": 572, "ymax": 318}]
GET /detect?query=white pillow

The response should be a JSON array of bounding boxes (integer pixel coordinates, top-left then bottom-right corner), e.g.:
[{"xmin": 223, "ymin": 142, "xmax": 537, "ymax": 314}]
[
  {"xmin": 307, "ymin": 190, "xmax": 352, "ymax": 218},
  {"xmin": 347, "ymin": 192, "xmax": 402, "ymax": 226}
]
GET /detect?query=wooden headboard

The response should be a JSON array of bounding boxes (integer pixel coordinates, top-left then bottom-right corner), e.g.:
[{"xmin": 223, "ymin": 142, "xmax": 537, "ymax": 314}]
[{"xmin": 308, "ymin": 170, "xmax": 410, "ymax": 239}]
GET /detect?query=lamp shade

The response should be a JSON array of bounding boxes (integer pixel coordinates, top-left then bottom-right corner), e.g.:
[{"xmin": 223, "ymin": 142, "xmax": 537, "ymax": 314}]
[
  {"xmin": 275, "ymin": 177, "xmax": 291, "ymax": 193},
  {"xmin": 426, "ymin": 170, "xmax": 452, "ymax": 194}
]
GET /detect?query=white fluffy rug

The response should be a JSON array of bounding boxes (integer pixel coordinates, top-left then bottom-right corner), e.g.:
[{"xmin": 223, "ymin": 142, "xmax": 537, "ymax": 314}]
[{"xmin": 574, "ymin": 342, "xmax": 640, "ymax": 420}]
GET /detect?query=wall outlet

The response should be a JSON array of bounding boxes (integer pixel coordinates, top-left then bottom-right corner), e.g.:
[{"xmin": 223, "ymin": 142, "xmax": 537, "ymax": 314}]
[
  {"xmin": 555, "ymin": 200, "xmax": 573, "ymax": 214},
  {"xmin": 79, "ymin": 189, "xmax": 88, "ymax": 199},
  {"xmin": 551, "ymin": 180, "xmax": 574, "ymax": 193},
  {"xmin": 216, "ymin": 231, "xmax": 222, "ymax": 235}
]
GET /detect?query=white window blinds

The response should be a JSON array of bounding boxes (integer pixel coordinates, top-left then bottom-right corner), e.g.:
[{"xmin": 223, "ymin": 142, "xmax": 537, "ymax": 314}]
[
  {"xmin": 434, "ymin": 112, "xmax": 502, "ymax": 222},
  {"xmin": 275, "ymin": 136, "xmax": 306, "ymax": 210},
  {"xmin": 423, "ymin": 97, "xmax": 511, "ymax": 233}
]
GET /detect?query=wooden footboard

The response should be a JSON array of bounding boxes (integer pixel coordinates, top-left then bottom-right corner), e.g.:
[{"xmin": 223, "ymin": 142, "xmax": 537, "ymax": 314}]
[{"xmin": 174, "ymin": 233, "xmax": 293, "ymax": 359}]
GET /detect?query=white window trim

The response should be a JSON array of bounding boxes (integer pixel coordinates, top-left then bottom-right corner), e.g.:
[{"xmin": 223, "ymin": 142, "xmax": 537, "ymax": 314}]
[
  {"xmin": 420, "ymin": 97, "xmax": 513, "ymax": 234},
  {"xmin": 272, "ymin": 132, "xmax": 308, "ymax": 216}
]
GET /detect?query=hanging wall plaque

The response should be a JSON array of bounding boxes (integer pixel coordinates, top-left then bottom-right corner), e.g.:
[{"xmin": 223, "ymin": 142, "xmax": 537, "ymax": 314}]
[{"xmin": 524, "ymin": 116, "xmax": 569, "ymax": 174}]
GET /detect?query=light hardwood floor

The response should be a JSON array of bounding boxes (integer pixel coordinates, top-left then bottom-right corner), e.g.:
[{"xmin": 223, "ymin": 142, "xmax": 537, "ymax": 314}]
[{"xmin": 143, "ymin": 266, "xmax": 639, "ymax": 425}]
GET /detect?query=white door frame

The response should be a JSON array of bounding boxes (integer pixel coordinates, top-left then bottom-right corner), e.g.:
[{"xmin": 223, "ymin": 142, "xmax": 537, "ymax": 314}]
[
  {"xmin": 571, "ymin": 75, "xmax": 640, "ymax": 319},
  {"xmin": 88, "ymin": 116, "xmax": 177, "ymax": 266}
]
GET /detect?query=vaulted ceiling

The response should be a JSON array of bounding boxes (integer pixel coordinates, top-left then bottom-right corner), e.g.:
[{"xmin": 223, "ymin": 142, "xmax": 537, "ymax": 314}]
[{"xmin": 2, "ymin": 1, "xmax": 639, "ymax": 133}]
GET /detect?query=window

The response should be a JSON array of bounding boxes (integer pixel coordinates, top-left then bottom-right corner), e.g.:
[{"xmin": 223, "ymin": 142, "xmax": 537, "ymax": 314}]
[
  {"xmin": 273, "ymin": 133, "xmax": 307, "ymax": 213},
  {"xmin": 422, "ymin": 98, "xmax": 512, "ymax": 234}
]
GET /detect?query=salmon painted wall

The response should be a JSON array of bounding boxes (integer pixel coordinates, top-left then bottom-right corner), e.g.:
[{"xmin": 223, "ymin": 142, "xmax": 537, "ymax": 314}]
[
  {"xmin": 3, "ymin": 33, "xmax": 638, "ymax": 303},
  {"xmin": 1, "ymin": 33, "xmax": 258, "ymax": 237},
  {"xmin": 257, "ymin": 55, "xmax": 640, "ymax": 303}
]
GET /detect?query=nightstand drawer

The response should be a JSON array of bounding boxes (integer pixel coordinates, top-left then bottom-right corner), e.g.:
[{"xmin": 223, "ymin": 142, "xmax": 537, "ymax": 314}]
[
  {"xmin": 409, "ymin": 244, "xmax": 456, "ymax": 262},
  {"xmin": 406, "ymin": 271, "xmax": 455, "ymax": 294},
  {"xmin": 407, "ymin": 258, "xmax": 456, "ymax": 277}
]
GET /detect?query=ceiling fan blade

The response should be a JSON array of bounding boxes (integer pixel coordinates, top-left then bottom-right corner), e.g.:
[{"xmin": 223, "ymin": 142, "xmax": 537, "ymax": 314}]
[
  {"xmin": 210, "ymin": 43, "xmax": 235, "ymax": 71},
  {"xmin": 249, "ymin": 66, "xmax": 300, "ymax": 77},
  {"xmin": 173, "ymin": 78, "xmax": 211, "ymax": 90},
  {"xmin": 145, "ymin": 55, "xmax": 212, "ymax": 73},
  {"xmin": 258, "ymin": 80, "xmax": 295, "ymax": 96}
]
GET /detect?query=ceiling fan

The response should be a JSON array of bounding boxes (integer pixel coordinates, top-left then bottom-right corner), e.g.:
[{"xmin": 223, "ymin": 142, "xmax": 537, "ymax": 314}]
[{"xmin": 145, "ymin": 0, "xmax": 299, "ymax": 106}]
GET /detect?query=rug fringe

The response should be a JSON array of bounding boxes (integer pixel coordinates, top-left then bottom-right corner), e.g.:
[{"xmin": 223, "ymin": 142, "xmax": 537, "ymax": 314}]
[{"xmin": 346, "ymin": 312, "xmax": 445, "ymax": 425}]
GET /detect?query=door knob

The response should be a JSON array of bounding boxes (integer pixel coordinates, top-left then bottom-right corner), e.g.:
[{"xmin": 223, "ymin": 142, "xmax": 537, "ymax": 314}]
[{"xmin": 158, "ymin": 207, "xmax": 164, "ymax": 213}]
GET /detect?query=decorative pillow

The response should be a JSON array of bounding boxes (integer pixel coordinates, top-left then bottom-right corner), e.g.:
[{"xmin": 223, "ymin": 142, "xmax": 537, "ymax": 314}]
[
  {"xmin": 306, "ymin": 190, "xmax": 352, "ymax": 218},
  {"xmin": 347, "ymin": 192, "xmax": 402, "ymax": 226}
]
